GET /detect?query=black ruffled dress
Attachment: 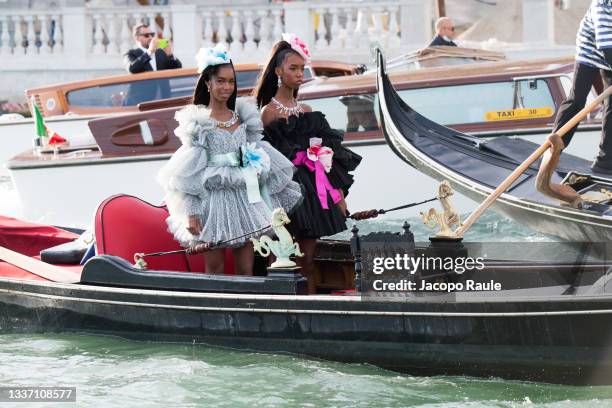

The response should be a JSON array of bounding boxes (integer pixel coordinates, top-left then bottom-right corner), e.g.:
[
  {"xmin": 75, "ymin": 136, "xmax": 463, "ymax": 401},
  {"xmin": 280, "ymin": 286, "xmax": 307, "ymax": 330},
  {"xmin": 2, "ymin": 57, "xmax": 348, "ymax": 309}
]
[{"xmin": 263, "ymin": 112, "xmax": 362, "ymax": 238}]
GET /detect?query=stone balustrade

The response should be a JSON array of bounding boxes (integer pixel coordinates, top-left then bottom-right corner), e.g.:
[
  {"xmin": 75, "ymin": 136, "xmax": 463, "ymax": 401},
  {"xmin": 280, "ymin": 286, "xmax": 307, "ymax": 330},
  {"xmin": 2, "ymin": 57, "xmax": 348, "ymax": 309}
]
[{"xmin": 0, "ymin": 1, "xmax": 416, "ymax": 70}]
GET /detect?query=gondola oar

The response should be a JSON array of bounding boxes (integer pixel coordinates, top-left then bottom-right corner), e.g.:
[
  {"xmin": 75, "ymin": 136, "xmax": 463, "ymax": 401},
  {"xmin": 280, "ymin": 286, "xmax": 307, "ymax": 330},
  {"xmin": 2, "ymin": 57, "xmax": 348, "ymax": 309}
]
[
  {"xmin": 349, "ymin": 197, "xmax": 437, "ymax": 220},
  {"xmin": 0, "ymin": 245, "xmax": 79, "ymax": 283},
  {"xmin": 455, "ymin": 85, "xmax": 612, "ymax": 237},
  {"xmin": 133, "ymin": 224, "xmax": 271, "ymax": 269}
]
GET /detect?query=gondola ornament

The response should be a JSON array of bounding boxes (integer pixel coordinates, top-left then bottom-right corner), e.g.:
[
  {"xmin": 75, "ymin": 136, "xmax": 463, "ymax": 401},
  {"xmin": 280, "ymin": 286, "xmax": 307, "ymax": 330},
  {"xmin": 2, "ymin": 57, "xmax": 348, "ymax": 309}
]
[
  {"xmin": 420, "ymin": 180, "xmax": 460, "ymax": 238},
  {"xmin": 251, "ymin": 208, "xmax": 304, "ymax": 268}
]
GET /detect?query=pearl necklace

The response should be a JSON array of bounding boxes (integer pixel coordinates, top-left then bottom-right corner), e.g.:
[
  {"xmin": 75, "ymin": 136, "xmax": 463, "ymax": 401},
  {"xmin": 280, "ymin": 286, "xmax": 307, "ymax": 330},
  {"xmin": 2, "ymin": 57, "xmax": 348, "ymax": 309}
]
[
  {"xmin": 271, "ymin": 97, "xmax": 304, "ymax": 116},
  {"xmin": 210, "ymin": 110, "xmax": 239, "ymax": 128}
]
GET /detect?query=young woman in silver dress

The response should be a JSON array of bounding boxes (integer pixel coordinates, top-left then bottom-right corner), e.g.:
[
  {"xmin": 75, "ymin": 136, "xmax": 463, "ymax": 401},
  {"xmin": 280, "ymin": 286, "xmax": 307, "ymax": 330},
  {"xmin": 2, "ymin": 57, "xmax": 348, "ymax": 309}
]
[{"xmin": 159, "ymin": 45, "xmax": 302, "ymax": 275}]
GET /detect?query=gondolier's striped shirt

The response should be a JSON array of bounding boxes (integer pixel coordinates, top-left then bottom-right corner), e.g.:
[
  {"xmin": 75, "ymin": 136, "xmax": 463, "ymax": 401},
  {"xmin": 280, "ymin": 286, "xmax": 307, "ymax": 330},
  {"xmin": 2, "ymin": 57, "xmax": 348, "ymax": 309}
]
[{"xmin": 576, "ymin": 0, "xmax": 612, "ymax": 70}]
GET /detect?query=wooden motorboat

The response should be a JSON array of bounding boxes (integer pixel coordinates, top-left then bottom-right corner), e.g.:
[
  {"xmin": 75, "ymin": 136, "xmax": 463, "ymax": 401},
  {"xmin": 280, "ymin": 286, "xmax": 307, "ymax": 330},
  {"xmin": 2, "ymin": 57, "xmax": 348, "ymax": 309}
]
[
  {"xmin": 26, "ymin": 61, "xmax": 362, "ymax": 117},
  {"xmin": 0, "ymin": 60, "xmax": 362, "ymax": 171},
  {"xmin": 2, "ymin": 194, "xmax": 612, "ymax": 385},
  {"xmin": 375, "ymin": 46, "xmax": 612, "ymax": 242}
]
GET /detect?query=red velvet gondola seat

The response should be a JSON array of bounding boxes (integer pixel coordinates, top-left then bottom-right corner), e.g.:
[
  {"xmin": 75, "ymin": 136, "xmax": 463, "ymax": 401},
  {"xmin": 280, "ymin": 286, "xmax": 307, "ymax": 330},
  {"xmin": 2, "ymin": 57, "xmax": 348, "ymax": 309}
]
[{"xmin": 94, "ymin": 195, "xmax": 234, "ymax": 274}]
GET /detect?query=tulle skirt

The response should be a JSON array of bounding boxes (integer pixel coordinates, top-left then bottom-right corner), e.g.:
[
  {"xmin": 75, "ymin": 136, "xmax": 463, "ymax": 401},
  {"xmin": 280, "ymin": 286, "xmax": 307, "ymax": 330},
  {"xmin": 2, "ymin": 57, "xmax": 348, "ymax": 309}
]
[{"xmin": 160, "ymin": 141, "xmax": 303, "ymax": 248}]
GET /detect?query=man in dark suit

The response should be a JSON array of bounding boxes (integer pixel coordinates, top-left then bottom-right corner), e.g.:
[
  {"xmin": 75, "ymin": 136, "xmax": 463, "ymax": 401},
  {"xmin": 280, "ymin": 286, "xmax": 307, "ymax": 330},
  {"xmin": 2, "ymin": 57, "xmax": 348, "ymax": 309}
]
[
  {"xmin": 123, "ymin": 23, "xmax": 182, "ymax": 106},
  {"xmin": 429, "ymin": 17, "xmax": 457, "ymax": 47}
]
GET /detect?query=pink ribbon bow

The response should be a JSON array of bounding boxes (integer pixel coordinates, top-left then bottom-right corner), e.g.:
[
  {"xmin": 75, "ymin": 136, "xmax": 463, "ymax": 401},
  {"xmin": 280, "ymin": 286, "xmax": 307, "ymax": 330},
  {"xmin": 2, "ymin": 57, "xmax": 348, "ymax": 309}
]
[{"xmin": 293, "ymin": 143, "xmax": 341, "ymax": 209}]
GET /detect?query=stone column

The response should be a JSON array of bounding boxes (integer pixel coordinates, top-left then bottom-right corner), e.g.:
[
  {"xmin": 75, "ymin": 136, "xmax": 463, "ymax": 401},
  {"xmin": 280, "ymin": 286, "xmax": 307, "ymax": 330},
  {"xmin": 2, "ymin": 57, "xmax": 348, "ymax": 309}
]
[
  {"xmin": 400, "ymin": 0, "xmax": 432, "ymax": 49},
  {"xmin": 283, "ymin": 2, "xmax": 313, "ymax": 48},
  {"xmin": 171, "ymin": 4, "xmax": 200, "ymax": 68},
  {"xmin": 523, "ymin": 0, "xmax": 554, "ymax": 44},
  {"xmin": 61, "ymin": 7, "xmax": 88, "ymax": 57}
]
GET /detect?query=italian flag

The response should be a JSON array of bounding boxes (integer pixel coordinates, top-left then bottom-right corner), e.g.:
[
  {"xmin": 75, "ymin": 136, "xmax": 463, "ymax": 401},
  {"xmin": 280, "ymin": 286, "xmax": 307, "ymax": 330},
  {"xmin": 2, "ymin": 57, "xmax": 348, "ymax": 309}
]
[
  {"xmin": 31, "ymin": 96, "xmax": 47, "ymax": 140},
  {"xmin": 31, "ymin": 96, "xmax": 67, "ymax": 145}
]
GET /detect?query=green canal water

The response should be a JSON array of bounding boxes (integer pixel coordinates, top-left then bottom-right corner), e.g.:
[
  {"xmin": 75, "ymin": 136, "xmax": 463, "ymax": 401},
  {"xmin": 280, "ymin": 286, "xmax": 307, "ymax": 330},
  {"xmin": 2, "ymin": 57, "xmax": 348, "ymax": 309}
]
[{"xmin": 2, "ymin": 334, "xmax": 612, "ymax": 408}]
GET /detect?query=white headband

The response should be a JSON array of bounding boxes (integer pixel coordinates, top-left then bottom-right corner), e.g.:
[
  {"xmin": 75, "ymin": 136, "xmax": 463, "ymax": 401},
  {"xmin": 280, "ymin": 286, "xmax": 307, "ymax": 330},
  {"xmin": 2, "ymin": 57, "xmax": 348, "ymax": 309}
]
[{"xmin": 195, "ymin": 43, "xmax": 231, "ymax": 73}]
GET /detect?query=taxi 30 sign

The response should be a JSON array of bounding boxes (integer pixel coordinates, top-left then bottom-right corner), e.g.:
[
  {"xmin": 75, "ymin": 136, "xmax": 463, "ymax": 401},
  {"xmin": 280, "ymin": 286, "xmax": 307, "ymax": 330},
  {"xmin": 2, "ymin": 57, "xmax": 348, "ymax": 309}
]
[{"xmin": 485, "ymin": 107, "xmax": 553, "ymax": 122}]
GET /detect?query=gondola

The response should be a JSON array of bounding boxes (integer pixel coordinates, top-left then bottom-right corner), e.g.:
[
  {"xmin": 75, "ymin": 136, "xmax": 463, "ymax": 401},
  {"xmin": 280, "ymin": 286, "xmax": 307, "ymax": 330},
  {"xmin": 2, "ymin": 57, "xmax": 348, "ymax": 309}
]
[
  {"xmin": 3, "ymin": 193, "xmax": 612, "ymax": 384},
  {"xmin": 375, "ymin": 47, "xmax": 612, "ymax": 242}
]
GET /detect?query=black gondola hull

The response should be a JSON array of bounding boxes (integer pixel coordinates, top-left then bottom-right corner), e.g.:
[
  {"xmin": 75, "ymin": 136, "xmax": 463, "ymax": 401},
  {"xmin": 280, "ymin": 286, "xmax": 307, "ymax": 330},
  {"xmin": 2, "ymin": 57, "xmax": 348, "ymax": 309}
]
[{"xmin": 3, "ymin": 277, "xmax": 612, "ymax": 385}]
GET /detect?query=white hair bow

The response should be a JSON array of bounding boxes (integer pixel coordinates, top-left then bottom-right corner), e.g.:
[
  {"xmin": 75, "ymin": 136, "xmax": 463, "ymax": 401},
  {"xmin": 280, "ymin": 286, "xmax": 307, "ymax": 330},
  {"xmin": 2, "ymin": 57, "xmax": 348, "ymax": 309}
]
[{"xmin": 195, "ymin": 43, "xmax": 231, "ymax": 73}]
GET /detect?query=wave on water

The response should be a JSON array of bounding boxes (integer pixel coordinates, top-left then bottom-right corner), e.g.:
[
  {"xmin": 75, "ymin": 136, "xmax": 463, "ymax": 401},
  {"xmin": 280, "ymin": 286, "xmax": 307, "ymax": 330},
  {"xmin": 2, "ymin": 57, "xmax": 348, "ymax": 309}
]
[
  {"xmin": 1, "ymin": 334, "xmax": 611, "ymax": 408},
  {"xmin": 333, "ymin": 211, "xmax": 553, "ymax": 243}
]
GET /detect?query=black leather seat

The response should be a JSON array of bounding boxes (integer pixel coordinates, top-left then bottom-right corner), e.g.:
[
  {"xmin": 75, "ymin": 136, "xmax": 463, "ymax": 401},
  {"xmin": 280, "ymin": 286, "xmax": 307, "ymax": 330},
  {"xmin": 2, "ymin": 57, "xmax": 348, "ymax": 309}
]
[{"xmin": 40, "ymin": 240, "xmax": 88, "ymax": 265}]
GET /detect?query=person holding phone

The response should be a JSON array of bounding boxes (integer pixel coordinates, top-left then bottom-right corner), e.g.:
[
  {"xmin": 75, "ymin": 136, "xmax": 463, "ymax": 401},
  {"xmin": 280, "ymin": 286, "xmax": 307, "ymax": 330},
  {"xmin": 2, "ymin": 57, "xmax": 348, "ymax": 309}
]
[{"xmin": 123, "ymin": 23, "xmax": 182, "ymax": 104}]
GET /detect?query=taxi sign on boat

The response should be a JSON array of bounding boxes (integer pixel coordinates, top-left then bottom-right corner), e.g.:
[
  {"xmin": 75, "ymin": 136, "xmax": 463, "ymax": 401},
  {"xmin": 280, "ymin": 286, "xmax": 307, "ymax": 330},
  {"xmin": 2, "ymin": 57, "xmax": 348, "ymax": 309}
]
[{"xmin": 485, "ymin": 107, "xmax": 553, "ymax": 122}]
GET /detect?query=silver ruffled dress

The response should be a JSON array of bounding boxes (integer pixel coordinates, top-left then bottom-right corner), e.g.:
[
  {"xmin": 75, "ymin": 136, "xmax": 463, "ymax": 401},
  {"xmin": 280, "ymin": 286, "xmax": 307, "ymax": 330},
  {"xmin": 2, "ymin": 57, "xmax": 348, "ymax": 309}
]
[{"xmin": 157, "ymin": 99, "xmax": 302, "ymax": 247}]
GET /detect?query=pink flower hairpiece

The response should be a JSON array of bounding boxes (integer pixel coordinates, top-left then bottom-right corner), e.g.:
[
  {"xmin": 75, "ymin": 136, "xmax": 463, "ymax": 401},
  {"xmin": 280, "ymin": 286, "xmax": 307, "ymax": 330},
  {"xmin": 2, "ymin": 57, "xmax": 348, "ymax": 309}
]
[{"xmin": 282, "ymin": 33, "xmax": 311, "ymax": 63}]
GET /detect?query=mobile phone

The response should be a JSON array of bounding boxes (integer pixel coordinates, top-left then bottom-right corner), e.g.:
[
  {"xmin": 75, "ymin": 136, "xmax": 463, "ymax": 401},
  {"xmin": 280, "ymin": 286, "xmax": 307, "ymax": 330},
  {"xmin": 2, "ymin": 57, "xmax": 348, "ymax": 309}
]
[{"xmin": 158, "ymin": 39, "xmax": 168, "ymax": 49}]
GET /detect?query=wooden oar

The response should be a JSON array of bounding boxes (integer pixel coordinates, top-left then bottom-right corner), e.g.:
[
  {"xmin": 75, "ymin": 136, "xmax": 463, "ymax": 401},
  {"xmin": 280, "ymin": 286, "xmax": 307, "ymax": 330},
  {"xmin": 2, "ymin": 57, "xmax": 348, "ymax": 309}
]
[
  {"xmin": 0, "ymin": 245, "xmax": 80, "ymax": 284},
  {"xmin": 455, "ymin": 85, "xmax": 612, "ymax": 238}
]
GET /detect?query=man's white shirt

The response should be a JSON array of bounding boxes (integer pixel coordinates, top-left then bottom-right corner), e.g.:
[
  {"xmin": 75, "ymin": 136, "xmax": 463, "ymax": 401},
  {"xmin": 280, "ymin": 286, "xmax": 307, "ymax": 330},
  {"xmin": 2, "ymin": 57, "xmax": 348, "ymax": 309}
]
[{"xmin": 138, "ymin": 44, "xmax": 157, "ymax": 71}]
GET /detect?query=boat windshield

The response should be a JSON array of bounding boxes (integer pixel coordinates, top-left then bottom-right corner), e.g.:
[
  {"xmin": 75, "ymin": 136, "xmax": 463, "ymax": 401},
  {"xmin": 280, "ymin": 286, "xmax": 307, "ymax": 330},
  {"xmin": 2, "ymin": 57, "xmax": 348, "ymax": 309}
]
[
  {"xmin": 364, "ymin": 47, "xmax": 506, "ymax": 74},
  {"xmin": 65, "ymin": 69, "xmax": 313, "ymax": 108},
  {"xmin": 387, "ymin": 56, "xmax": 502, "ymax": 72},
  {"xmin": 306, "ymin": 78, "xmax": 556, "ymax": 132}
]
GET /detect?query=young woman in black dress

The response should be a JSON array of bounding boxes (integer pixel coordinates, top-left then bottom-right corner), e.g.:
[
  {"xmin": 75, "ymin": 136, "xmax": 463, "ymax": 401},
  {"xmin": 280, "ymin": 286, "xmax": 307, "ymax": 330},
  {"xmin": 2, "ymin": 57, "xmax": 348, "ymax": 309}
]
[{"xmin": 253, "ymin": 34, "xmax": 362, "ymax": 293}]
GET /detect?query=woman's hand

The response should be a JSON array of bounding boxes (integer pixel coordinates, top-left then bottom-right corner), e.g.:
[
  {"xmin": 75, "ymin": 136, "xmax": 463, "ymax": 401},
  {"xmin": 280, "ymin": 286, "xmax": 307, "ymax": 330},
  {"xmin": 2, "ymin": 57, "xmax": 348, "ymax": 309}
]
[{"xmin": 187, "ymin": 215, "xmax": 202, "ymax": 235}]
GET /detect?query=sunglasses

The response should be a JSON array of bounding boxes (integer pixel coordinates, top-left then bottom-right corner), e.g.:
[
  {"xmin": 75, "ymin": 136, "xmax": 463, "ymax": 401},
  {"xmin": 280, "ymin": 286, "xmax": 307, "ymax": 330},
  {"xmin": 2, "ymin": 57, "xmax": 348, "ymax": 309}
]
[{"xmin": 139, "ymin": 33, "xmax": 155, "ymax": 38}]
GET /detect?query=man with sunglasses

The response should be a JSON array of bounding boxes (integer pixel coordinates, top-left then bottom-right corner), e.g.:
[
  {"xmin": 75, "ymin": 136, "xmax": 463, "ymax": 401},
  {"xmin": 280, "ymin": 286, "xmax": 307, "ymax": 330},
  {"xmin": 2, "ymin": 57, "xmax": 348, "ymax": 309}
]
[
  {"xmin": 124, "ymin": 23, "xmax": 181, "ymax": 74},
  {"xmin": 429, "ymin": 17, "xmax": 457, "ymax": 47},
  {"xmin": 123, "ymin": 23, "xmax": 182, "ymax": 105}
]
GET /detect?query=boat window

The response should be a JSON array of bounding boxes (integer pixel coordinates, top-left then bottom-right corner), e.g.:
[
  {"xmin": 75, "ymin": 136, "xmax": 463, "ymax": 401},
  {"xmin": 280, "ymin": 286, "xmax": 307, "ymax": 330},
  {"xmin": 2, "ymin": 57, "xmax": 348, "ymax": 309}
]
[
  {"xmin": 66, "ymin": 75, "xmax": 200, "ymax": 107},
  {"xmin": 306, "ymin": 79, "xmax": 555, "ymax": 133},
  {"xmin": 365, "ymin": 56, "xmax": 506, "ymax": 74},
  {"xmin": 236, "ymin": 70, "xmax": 260, "ymax": 89},
  {"xmin": 65, "ymin": 69, "xmax": 273, "ymax": 108},
  {"xmin": 560, "ymin": 75, "xmax": 573, "ymax": 97},
  {"xmin": 516, "ymin": 80, "xmax": 554, "ymax": 109},
  {"xmin": 305, "ymin": 94, "xmax": 380, "ymax": 132},
  {"xmin": 394, "ymin": 79, "xmax": 555, "ymax": 125},
  {"xmin": 387, "ymin": 57, "xmax": 498, "ymax": 72},
  {"xmin": 168, "ymin": 75, "xmax": 199, "ymax": 98}
]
